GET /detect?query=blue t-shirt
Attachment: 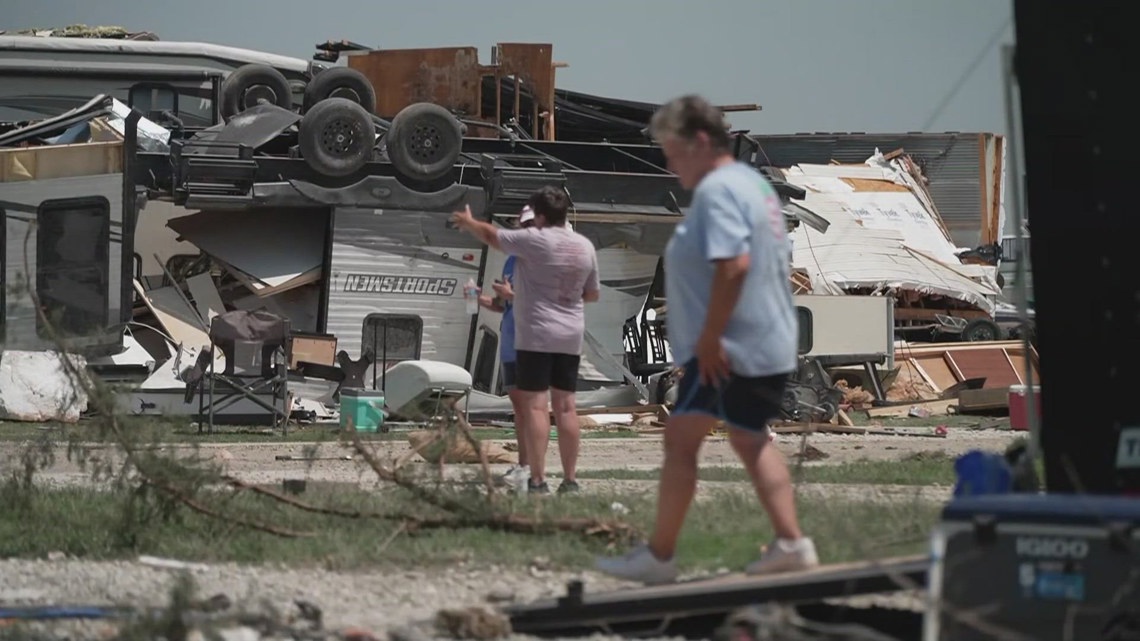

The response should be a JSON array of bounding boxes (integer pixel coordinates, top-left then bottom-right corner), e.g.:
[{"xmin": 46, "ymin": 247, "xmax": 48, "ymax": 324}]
[
  {"xmin": 499, "ymin": 255, "xmax": 518, "ymax": 363},
  {"xmin": 663, "ymin": 162, "xmax": 798, "ymax": 377}
]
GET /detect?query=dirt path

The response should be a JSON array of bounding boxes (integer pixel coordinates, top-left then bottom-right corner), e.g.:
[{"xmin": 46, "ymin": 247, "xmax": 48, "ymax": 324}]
[{"xmin": 2, "ymin": 428, "xmax": 1018, "ymax": 498}]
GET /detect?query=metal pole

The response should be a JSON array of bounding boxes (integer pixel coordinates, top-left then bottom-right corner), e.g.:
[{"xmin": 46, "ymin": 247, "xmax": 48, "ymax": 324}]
[{"xmin": 1001, "ymin": 44, "xmax": 1041, "ymax": 462}]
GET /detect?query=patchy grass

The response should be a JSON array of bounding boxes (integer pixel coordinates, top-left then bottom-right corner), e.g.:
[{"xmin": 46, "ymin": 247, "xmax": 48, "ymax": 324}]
[
  {"xmin": 0, "ymin": 421, "xmax": 641, "ymax": 444},
  {"xmin": 0, "ymin": 481, "xmax": 937, "ymax": 573},
  {"xmin": 577, "ymin": 451, "xmax": 958, "ymax": 486}
]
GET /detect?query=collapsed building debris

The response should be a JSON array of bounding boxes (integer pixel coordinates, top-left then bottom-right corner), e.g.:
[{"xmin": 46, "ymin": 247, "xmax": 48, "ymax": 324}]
[{"xmin": 0, "ymin": 30, "xmax": 1028, "ymax": 438}]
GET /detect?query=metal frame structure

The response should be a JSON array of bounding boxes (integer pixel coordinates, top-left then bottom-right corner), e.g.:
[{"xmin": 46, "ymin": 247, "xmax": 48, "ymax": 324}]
[{"xmin": 504, "ymin": 555, "xmax": 928, "ymax": 637}]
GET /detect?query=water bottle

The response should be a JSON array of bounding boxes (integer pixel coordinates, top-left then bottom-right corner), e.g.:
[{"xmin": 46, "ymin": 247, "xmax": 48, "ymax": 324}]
[{"xmin": 464, "ymin": 278, "xmax": 479, "ymax": 315}]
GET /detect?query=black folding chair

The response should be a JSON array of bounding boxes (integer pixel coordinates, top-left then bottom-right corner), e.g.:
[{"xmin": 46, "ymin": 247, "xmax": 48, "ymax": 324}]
[{"xmin": 195, "ymin": 309, "xmax": 291, "ymax": 434}]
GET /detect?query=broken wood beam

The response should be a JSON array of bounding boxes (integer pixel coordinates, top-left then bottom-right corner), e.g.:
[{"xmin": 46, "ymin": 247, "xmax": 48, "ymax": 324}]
[
  {"xmin": 771, "ymin": 423, "xmax": 869, "ymax": 435},
  {"xmin": 571, "ymin": 404, "xmax": 665, "ymax": 416},
  {"xmin": 866, "ymin": 398, "xmax": 958, "ymax": 419}
]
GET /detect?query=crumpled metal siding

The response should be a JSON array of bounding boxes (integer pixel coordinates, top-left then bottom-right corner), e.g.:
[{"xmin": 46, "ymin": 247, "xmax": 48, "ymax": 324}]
[{"xmin": 748, "ymin": 133, "xmax": 989, "ymax": 248}]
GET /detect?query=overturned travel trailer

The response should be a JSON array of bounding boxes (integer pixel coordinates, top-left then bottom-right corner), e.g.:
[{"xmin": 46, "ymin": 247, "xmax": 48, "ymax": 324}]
[
  {"xmin": 0, "ymin": 33, "xmax": 321, "ymax": 128},
  {"xmin": 126, "ymin": 102, "xmax": 690, "ymax": 419},
  {"xmin": 0, "ymin": 96, "xmax": 141, "ymax": 357}
]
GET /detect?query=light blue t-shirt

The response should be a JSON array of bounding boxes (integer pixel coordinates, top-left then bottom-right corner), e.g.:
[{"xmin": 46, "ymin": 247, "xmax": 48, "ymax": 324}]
[
  {"xmin": 499, "ymin": 255, "xmax": 518, "ymax": 363},
  {"xmin": 663, "ymin": 161, "xmax": 798, "ymax": 377}
]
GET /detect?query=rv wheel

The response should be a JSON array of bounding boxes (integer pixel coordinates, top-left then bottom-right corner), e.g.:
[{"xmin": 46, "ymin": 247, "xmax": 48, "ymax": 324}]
[
  {"xmin": 299, "ymin": 97, "xmax": 374, "ymax": 177},
  {"xmin": 961, "ymin": 318, "xmax": 1003, "ymax": 342},
  {"xmin": 385, "ymin": 102, "xmax": 463, "ymax": 182},
  {"xmin": 220, "ymin": 64, "xmax": 293, "ymax": 120},
  {"xmin": 303, "ymin": 67, "xmax": 377, "ymax": 114}
]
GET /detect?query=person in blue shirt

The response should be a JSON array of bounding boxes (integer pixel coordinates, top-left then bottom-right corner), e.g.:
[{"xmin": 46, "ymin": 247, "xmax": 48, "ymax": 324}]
[
  {"xmin": 479, "ymin": 205, "xmax": 536, "ymax": 481},
  {"xmin": 595, "ymin": 94, "xmax": 817, "ymax": 584}
]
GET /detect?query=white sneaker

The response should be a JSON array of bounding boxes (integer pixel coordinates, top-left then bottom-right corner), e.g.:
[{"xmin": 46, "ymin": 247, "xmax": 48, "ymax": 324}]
[
  {"xmin": 594, "ymin": 544, "xmax": 678, "ymax": 585},
  {"xmin": 503, "ymin": 465, "xmax": 530, "ymax": 494},
  {"xmin": 745, "ymin": 537, "xmax": 819, "ymax": 575}
]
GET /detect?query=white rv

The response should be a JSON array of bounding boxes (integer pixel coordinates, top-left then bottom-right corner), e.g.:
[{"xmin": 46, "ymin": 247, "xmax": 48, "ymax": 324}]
[{"xmin": 0, "ymin": 34, "xmax": 319, "ymax": 127}]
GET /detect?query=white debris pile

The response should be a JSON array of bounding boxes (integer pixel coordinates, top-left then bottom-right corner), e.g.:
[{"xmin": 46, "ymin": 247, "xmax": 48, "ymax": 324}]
[{"xmin": 0, "ymin": 350, "xmax": 90, "ymax": 423}]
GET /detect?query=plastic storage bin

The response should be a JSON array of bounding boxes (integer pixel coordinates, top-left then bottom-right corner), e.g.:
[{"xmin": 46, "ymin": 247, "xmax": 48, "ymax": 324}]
[{"xmin": 339, "ymin": 388, "xmax": 386, "ymax": 432}]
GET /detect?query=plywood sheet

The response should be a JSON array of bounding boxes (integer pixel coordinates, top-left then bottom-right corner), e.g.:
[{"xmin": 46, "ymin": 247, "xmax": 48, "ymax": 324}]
[
  {"xmin": 1004, "ymin": 348, "xmax": 1040, "ymax": 385},
  {"xmin": 913, "ymin": 354, "xmax": 958, "ymax": 391},
  {"xmin": 134, "ymin": 280, "xmax": 224, "ymax": 370},
  {"xmin": 186, "ymin": 273, "xmax": 226, "ymax": 324},
  {"xmin": 945, "ymin": 348, "xmax": 1020, "ymax": 389},
  {"xmin": 347, "ymin": 46, "xmax": 482, "ymax": 117},
  {"xmin": 0, "ymin": 141, "xmax": 122, "ymax": 182}
]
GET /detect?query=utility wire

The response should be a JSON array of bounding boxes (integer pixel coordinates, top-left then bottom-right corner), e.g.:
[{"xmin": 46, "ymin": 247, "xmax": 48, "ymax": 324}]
[{"xmin": 920, "ymin": 17, "xmax": 1013, "ymax": 132}]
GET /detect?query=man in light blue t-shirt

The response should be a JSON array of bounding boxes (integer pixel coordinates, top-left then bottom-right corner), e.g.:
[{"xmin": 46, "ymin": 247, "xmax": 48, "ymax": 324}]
[
  {"xmin": 478, "ymin": 206, "xmax": 536, "ymax": 482},
  {"xmin": 596, "ymin": 94, "xmax": 817, "ymax": 585}
]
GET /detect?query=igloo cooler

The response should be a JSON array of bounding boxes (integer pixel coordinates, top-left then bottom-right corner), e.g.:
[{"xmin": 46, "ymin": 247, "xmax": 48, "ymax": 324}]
[{"xmin": 924, "ymin": 493, "xmax": 1140, "ymax": 640}]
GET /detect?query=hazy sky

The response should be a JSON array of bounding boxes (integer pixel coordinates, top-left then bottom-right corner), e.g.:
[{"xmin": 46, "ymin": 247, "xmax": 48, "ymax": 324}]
[{"xmin": 4, "ymin": 0, "xmax": 1014, "ymax": 136}]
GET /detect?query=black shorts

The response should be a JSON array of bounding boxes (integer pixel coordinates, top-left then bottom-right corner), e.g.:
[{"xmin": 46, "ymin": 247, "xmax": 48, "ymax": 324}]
[
  {"xmin": 500, "ymin": 361, "xmax": 517, "ymax": 389},
  {"xmin": 515, "ymin": 350, "xmax": 580, "ymax": 392},
  {"xmin": 673, "ymin": 357, "xmax": 788, "ymax": 433}
]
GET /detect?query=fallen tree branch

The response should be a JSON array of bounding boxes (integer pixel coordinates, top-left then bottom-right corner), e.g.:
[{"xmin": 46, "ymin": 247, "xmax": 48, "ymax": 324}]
[
  {"xmin": 223, "ymin": 468, "xmax": 638, "ymax": 542},
  {"xmin": 450, "ymin": 398, "xmax": 498, "ymax": 502},
  {"xmin": 146, "ymin": 479, "xmax": 314, "ymax": 538}
]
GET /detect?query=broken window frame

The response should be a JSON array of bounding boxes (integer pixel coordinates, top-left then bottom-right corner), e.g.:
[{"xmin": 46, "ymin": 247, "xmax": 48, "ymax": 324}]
[
  {"xmin": 35, "ymin": 196, "xmax": 112, "ymax": 339},
  {"xmin": 472, "ymin": 326, "xmax": 499, "ymax": 394},
  {"xmin": 795, "ymin": 306, "xmax": 814, "ymax": 355},
  {"xmin": 128, "ymin": 80, "xmax": 216, "ymax": 128},
  {"xmin": 361, "ymin": 313, "xmax": 423, "ymax": 391}
]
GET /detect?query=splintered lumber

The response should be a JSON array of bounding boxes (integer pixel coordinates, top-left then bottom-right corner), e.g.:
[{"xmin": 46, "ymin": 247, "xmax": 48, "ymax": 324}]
[
  {"xmin": 866, "ymin": 398, "xmax": 958, "ymax": 418},
  {"xmin": 571, "ymin": 404, "xmax": 666, "ymax": 416},
  {"xmin": 836, "ymin": 409, "xmax": 855, "ymax": 427},
  {"xmin": 771, "ymin": 423, "xmax": 869, "ymax": 435}
]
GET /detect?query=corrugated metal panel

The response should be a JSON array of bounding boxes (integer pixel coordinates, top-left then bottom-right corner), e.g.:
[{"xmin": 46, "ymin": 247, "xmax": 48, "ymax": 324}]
[
  {"xmin": 327, "ymin": 208, "xmax": 482, "ymax": 390},
  {"xmin": 2, "ymin": 174, "xmax": 123, "ymax": 351},
  {"xmin": 750, "ymin": 133, "xmax": 990, "ymax": 247}
]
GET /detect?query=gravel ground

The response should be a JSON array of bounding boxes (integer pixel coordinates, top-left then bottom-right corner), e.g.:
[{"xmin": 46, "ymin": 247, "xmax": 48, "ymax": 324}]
[
  {"xmin": 0, "ymin": 429, "xmax": 1015, "ymax": 639},
  {"xmin": 1, "ymin": 428, "xmax": 1021, "ymax": 494},
  {"xmin": 0, "ymin": 556, "xmax": 639, "ymax": 640}
]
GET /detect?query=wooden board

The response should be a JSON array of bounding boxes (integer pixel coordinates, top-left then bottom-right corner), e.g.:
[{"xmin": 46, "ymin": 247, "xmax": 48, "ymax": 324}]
[
  {"xmin": 347, "ymin": 46, "xmax": 482, "ymax": 117},
  {"xmin": 913, "ymin": 354, "xmax": 958, "ymax": 391},
  {"xmin": 958, "ymin": 387, "xmax": 1010, "ymax": 412},
  {"xmin": 0, "ymin": 141, "xmax": 123, "ymax": 182},
  {"xmin": 945, "ymin": 349, "xmax": 1022, "ymax": 389},
  {"xmin": 574, "ymin": 404, "xmax": 665, "ymax": 416},
  {"xmin": 134, "ymin": 280, "xmax": 224, "ymax": 370},
  {"xmin": 186, "ymin": 273, "xmax": 226, "ymax": 324},
  {"xmin": 866, "ymin": 398, "xmax": 958, "ymax": 418},
  {"xmin": 505, "ymin": 554, "xmax": 928, "ymax": 636},
  {"xmin": 772, "ymin": 423, "xmax": 870, "ymax": 435},
  {"xmin": 591, "ymin": 554, "xmax": 928, "ymax": 599}
]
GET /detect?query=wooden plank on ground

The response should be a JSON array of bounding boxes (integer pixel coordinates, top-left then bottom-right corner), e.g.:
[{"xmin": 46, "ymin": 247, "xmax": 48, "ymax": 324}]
[
  {"xmin": 958, "ymin": 387, "xmax": 1010, "ymax": 413},
  {"xmin": 772, "ymin": 423, "xmax": 869, "ymax": 435},
  {"xmin": 574, "ymin": 404, "xmax": 664, "ymax": 416},
  {"xmin": 866, "ymin": 398, "xmax": 958, "ymax": 418}
]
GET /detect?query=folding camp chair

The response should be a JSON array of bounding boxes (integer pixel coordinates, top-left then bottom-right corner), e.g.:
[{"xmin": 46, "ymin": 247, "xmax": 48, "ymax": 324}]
[{"xmin": 196, "ymin": 309, "xmax": 291, "ymax": 434}]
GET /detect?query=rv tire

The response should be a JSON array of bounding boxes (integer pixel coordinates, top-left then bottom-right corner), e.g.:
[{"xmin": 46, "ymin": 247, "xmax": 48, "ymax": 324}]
[
  {"xmin": 386, "ymin": 102, "xmax": 463, "ymax": 182},
  {"xmin": 221, "ymin": 64, "xmax": 293, "ymax": 120},
  {"xmin": 303, "ymin": 66, "xmax": 377, "ymax": 114},
  {"xmin": 299, "ymin": 98, "xmax": 374, "ymax": 177}
]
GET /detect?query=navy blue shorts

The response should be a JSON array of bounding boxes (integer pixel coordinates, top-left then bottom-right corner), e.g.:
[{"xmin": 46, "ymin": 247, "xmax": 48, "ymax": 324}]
[{"xmin": 673, "ymin": 358, "xmax": 788, "ymax": 433}]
